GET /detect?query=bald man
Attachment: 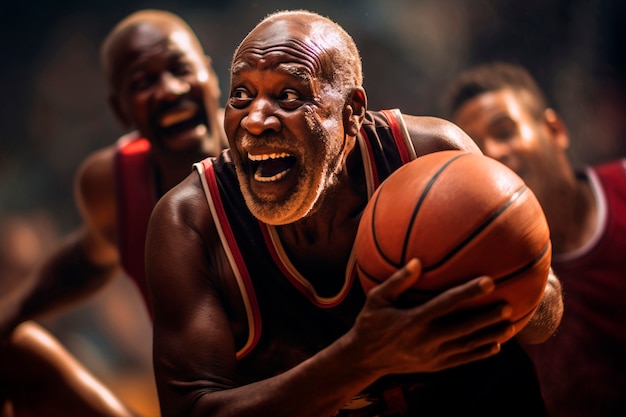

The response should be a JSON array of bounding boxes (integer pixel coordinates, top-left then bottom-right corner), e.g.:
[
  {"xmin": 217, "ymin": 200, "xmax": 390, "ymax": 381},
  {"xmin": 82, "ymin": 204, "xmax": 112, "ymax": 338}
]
[
  {"xmin": 1, "ymin": 9, "xmax": 225, "ymax": 415},
  {"xmin": 146, "ymin": 10, "xmax": 562, "ymax": 417},
  {"xmin": 2, "ymin": 8, "xmax": 225, "ymax": 333}
]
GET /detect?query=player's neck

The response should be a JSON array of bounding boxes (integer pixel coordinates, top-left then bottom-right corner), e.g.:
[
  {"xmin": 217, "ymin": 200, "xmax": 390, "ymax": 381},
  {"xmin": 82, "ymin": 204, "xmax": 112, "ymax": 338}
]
[
  {"xmin": 545, "ymin": 175, "xmax": 597, "ymax": 255},
  {"xmin": 276, "ymin": 161, "xmax": 366, "ymax": 275}
]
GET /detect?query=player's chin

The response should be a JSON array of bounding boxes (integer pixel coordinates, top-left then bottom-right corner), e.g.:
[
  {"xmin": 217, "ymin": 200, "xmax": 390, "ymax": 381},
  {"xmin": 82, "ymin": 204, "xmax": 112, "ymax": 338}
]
[
  {"xmin": 246, "ymin": 184, "xmax": 312, "ymax": 226},
  {"xmin": 252, "ymin": 202, "xmax": 309, "ymax": 226},
  {"xmin": 245, "ymin": 194, "xmax": 291, "ymax": 225},
  {"xmin": 158, "ymin": 124, "xmax": 209, "ymax": 152}
]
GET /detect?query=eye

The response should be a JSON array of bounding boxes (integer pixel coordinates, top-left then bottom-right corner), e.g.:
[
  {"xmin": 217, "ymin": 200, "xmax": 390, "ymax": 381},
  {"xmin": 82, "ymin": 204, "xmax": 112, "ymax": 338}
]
[
  {"xmin": 172, "ymin": 62, "xmax": 193, "ymax": 77},
  {"xmin": 129, "ymin": 72, "xmax": 156, "ymax": 92},
  {"xmin": 229, "ymin": 87, "xmax": 253, "ymax": 108},
  {"xmin": 491, "ymin": 119, "xmax": 517, "ymax": 142},
  {"xmin": 278, "ymin": 89, "xmax": 301, "ymax": 110}
]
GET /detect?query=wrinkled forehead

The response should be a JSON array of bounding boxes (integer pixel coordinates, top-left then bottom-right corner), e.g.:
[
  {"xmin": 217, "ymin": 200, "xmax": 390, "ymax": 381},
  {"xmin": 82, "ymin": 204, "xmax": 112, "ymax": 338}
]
[{"xmin": 232, "ymin": 18, "xmax": 335, "ymax": 80}]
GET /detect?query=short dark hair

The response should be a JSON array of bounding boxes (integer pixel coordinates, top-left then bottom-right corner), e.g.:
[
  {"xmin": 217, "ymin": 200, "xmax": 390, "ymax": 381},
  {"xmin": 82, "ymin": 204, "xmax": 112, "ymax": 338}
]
[{"xmin": 441, "ymin": 62, "xmax": 549, "ymax": 119}]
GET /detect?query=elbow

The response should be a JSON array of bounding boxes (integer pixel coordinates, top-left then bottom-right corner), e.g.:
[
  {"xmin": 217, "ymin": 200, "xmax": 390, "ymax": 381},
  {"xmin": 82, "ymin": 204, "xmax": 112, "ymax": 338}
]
[{"xmin": 516, "ymin": 270, "xmax": 564, "ymax": 344}]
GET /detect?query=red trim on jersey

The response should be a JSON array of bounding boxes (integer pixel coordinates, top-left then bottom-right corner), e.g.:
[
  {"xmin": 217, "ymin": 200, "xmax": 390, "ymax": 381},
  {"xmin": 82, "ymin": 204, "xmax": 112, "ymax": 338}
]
[
  {"xmin": 380, "ymin": 109, "xmax": 413, "ymax": 164},
  {"xmin": 359, "ymin": 125, "xmax": 381, "ymax": 188},
  {"xmin": 258, "ymin": 224, "xmax": 356, "ymax": 308},
  {"xmin": 115, "ymin": 135, "xmax": 156, "ymax": 318},
  {"xmin": 201, "ymin": 159, "xmax": 262, "ymax": 359}
]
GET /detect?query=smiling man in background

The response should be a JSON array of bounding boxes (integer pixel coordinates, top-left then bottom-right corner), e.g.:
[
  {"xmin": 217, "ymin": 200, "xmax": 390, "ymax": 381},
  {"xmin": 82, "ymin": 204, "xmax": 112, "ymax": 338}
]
[{"xmin": 1, "ymin": 9, "xmax": 226, "ymax": 416}]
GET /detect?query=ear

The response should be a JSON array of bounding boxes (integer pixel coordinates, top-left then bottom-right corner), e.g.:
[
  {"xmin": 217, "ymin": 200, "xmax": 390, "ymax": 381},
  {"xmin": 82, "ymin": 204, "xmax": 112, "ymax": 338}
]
[
  {"xmin": 543, "ymin": 108, "xmax": 570, "ymax": 150},
  {"xmin": 108, "ymin": 93, "xmax": 131, "ymax": 129},
  {"xmin": 344, "ymin": 87, "xmax": 367, "ymax": 137}
]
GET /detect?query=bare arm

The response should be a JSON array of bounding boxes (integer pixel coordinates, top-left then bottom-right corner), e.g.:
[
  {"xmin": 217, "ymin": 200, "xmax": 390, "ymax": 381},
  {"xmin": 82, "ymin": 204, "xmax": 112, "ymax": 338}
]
[
  {"xmin": 0, "ymin": 147, "xmax": 121, "ymax": 337},
  {"xmin": 1, "ymin": 321, "xmax": 138, "ymax": 417},
  {"xmin": 147, "ymin": 173, "xmax": 516, "ymax": 417}
]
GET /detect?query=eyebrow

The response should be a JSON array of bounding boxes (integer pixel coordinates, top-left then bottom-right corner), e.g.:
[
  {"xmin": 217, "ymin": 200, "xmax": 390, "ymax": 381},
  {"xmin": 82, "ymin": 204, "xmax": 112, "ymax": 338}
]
[
  {"xmin": 231, "ymin": 60, "xmax": 313, "ymax": 84},
  {"xmin": 277, "ymin": 63, "xmax": 313, "ymax": 83},
  {"xmin": 231, "ymin": 60, "xmax": 251, "ymax": 76}
]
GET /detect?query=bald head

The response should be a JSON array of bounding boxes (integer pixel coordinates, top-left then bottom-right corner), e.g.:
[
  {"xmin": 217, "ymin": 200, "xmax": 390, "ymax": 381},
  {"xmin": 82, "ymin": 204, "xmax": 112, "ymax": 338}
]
[
  {"xmin": 99, "ymin": 10, "xmax": 223, "ymax": 152},
  {"xmin": 234, "ymin": 10, "xmax": 363, "ymax": 97},
  {"xmin": 101, "ymin": 10, "xmax": 204, "ymax": 84}
]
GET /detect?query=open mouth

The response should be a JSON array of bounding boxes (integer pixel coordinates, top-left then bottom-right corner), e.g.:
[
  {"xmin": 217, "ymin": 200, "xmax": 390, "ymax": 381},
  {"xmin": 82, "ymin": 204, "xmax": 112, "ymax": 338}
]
[
  {"xmin": 157, "ymin": 105, "xmax": 205, "ymax": 136},
  {"xmin": 248, "ymin": 152, "xmax": 297, "ymax": 183}
]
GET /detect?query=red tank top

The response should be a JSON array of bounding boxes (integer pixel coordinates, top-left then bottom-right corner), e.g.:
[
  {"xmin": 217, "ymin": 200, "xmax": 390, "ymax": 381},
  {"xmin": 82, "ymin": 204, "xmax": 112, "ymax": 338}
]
[
  {"xmin": 114, "ymin": 132, "xmax": 158, "ymax": 317},
  {"xmin": 524, "ymin": 159, "xmax": 626, "ymax": 417}
]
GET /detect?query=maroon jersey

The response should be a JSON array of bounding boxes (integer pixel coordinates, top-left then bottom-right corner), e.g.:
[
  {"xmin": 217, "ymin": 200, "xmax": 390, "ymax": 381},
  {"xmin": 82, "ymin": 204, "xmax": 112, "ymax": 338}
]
[
  {"xmin": 525, "ymin": 159, "xmax": 626, "ymax": 417},
  {"xmin": 195, "ymin": 109, "xmax": 547, "ymax": 416},
  {"xmin": 114, "ymin": 132, "xmax": 158, "ymax": 317}
]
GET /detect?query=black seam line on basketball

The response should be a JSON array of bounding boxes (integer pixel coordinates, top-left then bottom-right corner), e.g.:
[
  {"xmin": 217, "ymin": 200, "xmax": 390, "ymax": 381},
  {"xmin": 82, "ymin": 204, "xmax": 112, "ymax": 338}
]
[
  {"xmin": 403, "ymin": 240, "xmax": 551, "ymax": 298},
  {"xmin": 422, "ymin": 184, "xmax": 529, "ymax": 273},
  {"xmin": 370, "ymin": 181, "xmax": 389, "ymax": 267},
  {"xmin": 492, "ymin": 241, "xmax": 551, "ymax": 284},
  {"xmin": 356, "ymin": 264, "xmax": 385, "ymax": 285},
  {"xmin": 400, "ymin": 152, "xmax": 470, "ymax": 266}
]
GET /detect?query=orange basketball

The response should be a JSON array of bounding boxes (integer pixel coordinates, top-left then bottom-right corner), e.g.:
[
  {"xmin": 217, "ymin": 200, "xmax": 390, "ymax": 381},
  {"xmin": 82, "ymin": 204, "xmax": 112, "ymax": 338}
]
[{"xmin": 354, "ymin": 150, "xmax": 551, "ymax": 334}]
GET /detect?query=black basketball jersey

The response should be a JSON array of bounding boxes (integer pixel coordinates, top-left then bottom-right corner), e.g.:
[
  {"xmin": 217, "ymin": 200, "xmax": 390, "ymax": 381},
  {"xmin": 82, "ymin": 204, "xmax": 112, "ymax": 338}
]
[{"xmin": 194, "ymin": 109, "xmax": 547, "ymax": 416}]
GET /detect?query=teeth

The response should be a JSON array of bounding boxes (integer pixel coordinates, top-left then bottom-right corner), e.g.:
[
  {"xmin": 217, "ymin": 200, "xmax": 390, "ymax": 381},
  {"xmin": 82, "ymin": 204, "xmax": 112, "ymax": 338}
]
[
  {"xmin": 159, "ymin": 108, "xmax": 195, "ymax": 127},
  {"xmin": 248, "ymin": 151, "xmax": 293, "ymax": 183},
  {"xmin": 248, "ymin": 152, "xmax": 292, "ymax": 161},
  {"xmin": 254, "ymin": 169, "xmax": 291, "ymax": 182}
]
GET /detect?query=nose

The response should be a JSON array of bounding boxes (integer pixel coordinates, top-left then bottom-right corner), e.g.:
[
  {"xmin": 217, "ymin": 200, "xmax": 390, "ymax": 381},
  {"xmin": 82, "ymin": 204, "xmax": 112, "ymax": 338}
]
[
  {"xmin": 156, "ymin": 72, "xmax": 190, "ymax": 101},
  {"xmin": 240, "ymin": 98, "xmax": 281, "ymax": 135}
]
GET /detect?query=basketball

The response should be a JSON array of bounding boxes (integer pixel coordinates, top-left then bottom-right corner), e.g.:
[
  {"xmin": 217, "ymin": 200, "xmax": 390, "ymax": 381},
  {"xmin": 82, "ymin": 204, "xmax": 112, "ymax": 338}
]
[{"xmin": 354, "ymin": 150, "xmax": 551, "ymax": 333}]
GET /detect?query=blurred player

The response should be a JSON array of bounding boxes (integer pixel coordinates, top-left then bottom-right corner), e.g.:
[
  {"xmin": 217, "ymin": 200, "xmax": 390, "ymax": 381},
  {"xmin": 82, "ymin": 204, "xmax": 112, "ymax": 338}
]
[
  {"xmin": 1, "ymin": 9, "xmax": 225, "ymax": 416},
  {"xmin": 442, "ymin": 61, "xmax": 626, "ymax": 417}
]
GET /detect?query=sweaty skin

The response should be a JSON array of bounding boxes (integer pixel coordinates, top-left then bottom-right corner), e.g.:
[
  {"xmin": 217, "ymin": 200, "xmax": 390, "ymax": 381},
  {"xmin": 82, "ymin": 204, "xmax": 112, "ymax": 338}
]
[{"xmin": 146, "ymin": 11, "xmax": 562, "ymax": 417}]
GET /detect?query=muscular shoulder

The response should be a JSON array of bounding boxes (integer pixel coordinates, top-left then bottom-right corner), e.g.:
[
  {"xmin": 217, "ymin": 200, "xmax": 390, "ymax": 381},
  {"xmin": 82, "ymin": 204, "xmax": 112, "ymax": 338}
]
[
  {"xmin": 77, "ymin": 144, "xmax": 116, "ymax": 187},
  {"xmin": 401, "ymin": 114, "xmax": 482, "ymax": 157},
  {"xmin": 150, "ymin": 170, "xmax": 214, "ymax": 244},
  {"xmin": 146, "ymin": 170, "xmax": 222, "ymax": 308}
]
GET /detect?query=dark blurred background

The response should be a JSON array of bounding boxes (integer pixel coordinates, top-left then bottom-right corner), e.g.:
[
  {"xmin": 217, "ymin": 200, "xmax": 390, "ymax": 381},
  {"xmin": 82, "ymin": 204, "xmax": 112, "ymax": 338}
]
[
  {"xmin": 2, "ymin": 0, "xmax": 625, "ymax": 229},
  {"xmin": 1, "ymin": 0, "xmax": 625, "ymax": 415}
]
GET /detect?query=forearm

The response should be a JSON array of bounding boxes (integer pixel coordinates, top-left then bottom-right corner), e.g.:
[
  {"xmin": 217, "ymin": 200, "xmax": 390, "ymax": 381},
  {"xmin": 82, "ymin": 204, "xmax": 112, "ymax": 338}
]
[
  {"xmin": 0, "ymin": 235, "xmax": 119, "ymax": 337},
  {"xmin": 3, "ymin": 321, "xmax": 139, "ymax": 417},
  {"xmin": 152, "ymin": 252, "xmax": 514, "ymax": 417},
  {"xmin": 160, "ymin": 332, "xmax": 379, "ymax": 417},
  {"xmin": 516, "ymin": 269, "xmax": 563, "ymax": 344}
]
